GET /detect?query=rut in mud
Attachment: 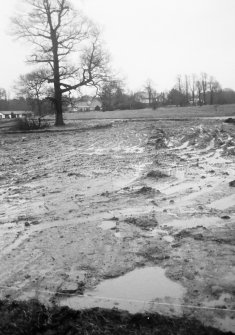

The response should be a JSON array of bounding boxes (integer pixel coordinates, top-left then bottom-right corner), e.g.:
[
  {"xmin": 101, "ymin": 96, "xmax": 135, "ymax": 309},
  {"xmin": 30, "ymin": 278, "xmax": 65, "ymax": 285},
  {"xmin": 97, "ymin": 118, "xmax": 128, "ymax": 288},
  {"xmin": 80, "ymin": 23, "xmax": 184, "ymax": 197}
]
[{"xmin": 0, "ymin": 118, "xmax": 235, "ymax": 333}]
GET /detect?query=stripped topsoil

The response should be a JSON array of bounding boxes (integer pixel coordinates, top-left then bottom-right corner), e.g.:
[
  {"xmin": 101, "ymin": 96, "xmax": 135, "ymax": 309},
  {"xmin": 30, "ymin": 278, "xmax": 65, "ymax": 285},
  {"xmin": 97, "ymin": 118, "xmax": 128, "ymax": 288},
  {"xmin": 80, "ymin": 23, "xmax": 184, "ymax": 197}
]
[{"xmin": 0, "ymin": 118, "xmax": 235, "ymax": 334}]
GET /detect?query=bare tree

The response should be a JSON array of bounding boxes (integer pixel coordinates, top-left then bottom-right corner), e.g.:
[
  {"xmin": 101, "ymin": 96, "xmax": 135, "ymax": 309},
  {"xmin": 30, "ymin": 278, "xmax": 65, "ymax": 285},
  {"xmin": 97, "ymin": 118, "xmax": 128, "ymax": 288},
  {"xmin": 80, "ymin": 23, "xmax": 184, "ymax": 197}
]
[
  {"xmin": 189, "ymin": 74, "xmax": 196, "ymax": 105},
  {"xmin": 16, "ymin": 69, "xmax": 49, "ymax": 115},
  {"xmin": 208, "ymin": 76, "xmax": 221, "ymax": 105},
  {"xmin": 196, "ymin": 80, "xmax": 203, "ymax": 105},
  {"xmin": 184, "ymin": 75, "xmax": 189, "ymax": 105},
  {"xmin": 145, "ymin": 79, "xmax": 157, "ymax": 108},
  {"xmin": 176, "ymin": 75, "xmax": 182, "ymax": 93},
  {"xmin": 0, "ymin": 88, "xmax": 7, "ymax": 100},
  {"xmin": 100, "ymin": 79, "xmax": 124, "ymax": 111},
  {"xmin": 201, "ymin": 72, "xmax": 208, "ymax": 105},
  {"xmin": 0, "ymin": 88, "xmax": 8, "ymax": 111},
  {"xmin": 12, "ymin": 0, "xmax": 109, "ymax": 125}
]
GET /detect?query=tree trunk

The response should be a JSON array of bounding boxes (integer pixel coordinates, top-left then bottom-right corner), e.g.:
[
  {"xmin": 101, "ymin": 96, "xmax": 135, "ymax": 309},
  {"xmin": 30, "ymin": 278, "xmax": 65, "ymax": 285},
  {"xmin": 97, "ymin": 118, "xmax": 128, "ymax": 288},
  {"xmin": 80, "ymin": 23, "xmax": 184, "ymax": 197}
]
[
  {"xmin": 54, "ymin": 85, "xmax": 64, "ymax": 126},
  {"xmin": 53, "ymin": 58, "xmax": 64, "ymax": 126},
  {"xmin": 197, "ymin": 90, "xmax": 202, "ymax": 105},
  {"xmin": 210, "ymin": 90, "xmax": 214, "ymax": 105},
  {"xmin": 54, "ymin": 89, "xmax": 64, "ymax": 127},
  {"xmin": 36, "ymin": 93, "xmax": 41, "ymax": 117},
  {"xmin": 203, "ymin": 91, "xmax": 206, "ymax": 104},
  {"xmin": 51, "ymin": 27, "xmax": 64, "ymax": 126},
  {"xmin": 37, "ymin": 100, "xmax": 42, "ymax": 117}
]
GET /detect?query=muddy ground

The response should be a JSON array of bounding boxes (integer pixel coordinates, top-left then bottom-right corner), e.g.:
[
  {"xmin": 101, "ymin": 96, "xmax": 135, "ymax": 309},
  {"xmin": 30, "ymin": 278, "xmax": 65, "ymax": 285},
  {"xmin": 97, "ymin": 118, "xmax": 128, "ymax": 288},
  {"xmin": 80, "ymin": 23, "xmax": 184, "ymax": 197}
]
[{"xmin": 0, "ymin": 118, "xmax": 234, "ymax": 333}]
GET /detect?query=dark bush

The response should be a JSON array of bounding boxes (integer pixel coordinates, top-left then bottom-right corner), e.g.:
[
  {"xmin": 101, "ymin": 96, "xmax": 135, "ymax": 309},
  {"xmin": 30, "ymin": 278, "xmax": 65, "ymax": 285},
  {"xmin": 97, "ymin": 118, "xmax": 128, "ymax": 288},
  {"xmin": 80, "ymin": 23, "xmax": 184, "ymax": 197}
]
[
  {"xmin": 224, "ymin": 118, "xmax": 235, "ymax": 125},
  {"xmin": 12, "ymin": 117, "xmax": 50, "ymax": 131}
]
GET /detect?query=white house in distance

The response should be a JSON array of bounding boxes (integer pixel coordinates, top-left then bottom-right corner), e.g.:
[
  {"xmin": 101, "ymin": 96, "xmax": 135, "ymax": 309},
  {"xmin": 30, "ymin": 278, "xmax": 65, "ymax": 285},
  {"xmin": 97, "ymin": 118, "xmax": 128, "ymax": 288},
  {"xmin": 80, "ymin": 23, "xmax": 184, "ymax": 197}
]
[
  {"xmin": 0, "ymin": 111, "xmax": 32, "ymax": 119},
  {"xmin": 0, "ymin": 111, "xmax": 12, "ymax": 119},
  {"xmin": 134, "ymin": 91, "xmax": 149, "ymax": 104},
  {"xmin": 67, "ymin": 96, "xmax": 102, "ymax": 112}
]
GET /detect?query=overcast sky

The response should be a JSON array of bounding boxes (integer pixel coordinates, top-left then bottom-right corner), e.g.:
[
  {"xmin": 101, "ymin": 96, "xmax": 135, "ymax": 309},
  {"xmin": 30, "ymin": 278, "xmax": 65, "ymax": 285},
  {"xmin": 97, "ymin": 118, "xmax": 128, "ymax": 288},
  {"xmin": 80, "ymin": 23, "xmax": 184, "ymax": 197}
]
[{"xmin": 0, "ymin": 0, "xmax": 235, "ymax": 96}]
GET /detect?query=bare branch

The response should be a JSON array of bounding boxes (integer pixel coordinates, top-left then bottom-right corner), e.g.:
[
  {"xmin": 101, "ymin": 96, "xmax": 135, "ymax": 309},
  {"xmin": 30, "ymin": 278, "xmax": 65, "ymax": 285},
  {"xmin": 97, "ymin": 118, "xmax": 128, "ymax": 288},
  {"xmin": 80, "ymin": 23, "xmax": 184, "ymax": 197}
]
[{"xmin": 11, "ymin": 0, "xmax": 111, "ymax": 125}]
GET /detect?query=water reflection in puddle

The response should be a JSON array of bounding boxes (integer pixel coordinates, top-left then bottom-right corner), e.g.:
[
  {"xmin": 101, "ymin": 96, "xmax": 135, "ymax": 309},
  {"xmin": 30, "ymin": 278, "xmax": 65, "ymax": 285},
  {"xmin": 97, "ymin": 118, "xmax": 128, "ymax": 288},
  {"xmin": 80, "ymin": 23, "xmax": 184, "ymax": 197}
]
[
  {"xmin": 148, "ymin": 228, "xmax": 167, "ymax": 237},
  {"xmin": 208, "ymin": 194, "xmax": 235, "ymax": 210},
  {"xmin": 216, "ymin": 316, "xmax": 235, "ymax": 333},
  {"xmin": 99, "ymin": 221, "xmax": 116, "ymax": 230},
  {"xmin": 163, "ymin": 216, "xmax": 221, "ymax": 229},
  {"xmin": 163, "ymin": 235, "xmax": 174, "ymax": 243},
  {"xmin": 147, "ymin": 228, "xmax": 174, "ymax": 243},
  {"xmin": 161, "ymin": 181, "xmax": 199, "ymax": 195},
  {"xmin": 60, "ymin": 266, "xmax": 186, "ymax": 314},
  {"xmin": 203, "ymin": 294, "xmax": 235, "ymax": 333}
]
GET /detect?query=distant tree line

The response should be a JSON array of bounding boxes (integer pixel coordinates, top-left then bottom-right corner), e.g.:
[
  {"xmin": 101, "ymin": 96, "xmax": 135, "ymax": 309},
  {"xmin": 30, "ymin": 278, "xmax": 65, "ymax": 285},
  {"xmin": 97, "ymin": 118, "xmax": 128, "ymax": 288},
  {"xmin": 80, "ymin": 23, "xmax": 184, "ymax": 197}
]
[
  {"xmin": 0, "ymin": 86, "xmax": 55, "ymax": 115},
  {"xmin": 167, "ymin": 73, "xmax": 230, "ymax": 106},
  {"xmin": 99, "ymin": 80, "xmax": 146, "ymax": 111},
  {"xmin": 1, "ymin": 72, "xmax": 235, "ymax": 114},
  {"xmin": 99, "ymin": 73, "xmax": 235, "ymax": 111}
]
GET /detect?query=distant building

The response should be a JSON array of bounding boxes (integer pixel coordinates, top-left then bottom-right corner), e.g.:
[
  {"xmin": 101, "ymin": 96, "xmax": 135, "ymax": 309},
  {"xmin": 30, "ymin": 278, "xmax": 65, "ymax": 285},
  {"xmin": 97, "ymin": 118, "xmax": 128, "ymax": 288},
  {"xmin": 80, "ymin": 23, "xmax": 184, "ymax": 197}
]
[
  {"xmin": 134, "ymin": 91, "xmax": 149, "ymax": 104},
  {"xmin": 0, "ymin": 111, "xmax": 32, "ymax": 119},
  {"xmin": 90, "ymin": 98, "xmax": 102, "ymax": 111},
  {"xmin": 0, "ymin": 111, "xmax": 12, "ymax": 119},
  {"xmin": 68, "ymin": 96, "xmax": 102, "ymax": 112},
  {"xmin": 13, "ymin": 111, "xmax": 24, "ymax": 118}
]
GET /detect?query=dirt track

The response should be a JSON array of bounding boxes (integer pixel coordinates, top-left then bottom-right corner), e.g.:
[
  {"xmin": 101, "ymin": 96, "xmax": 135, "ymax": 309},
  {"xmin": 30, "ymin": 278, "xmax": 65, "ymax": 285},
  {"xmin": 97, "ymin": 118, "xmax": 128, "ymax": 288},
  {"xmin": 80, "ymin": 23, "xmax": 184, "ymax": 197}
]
[{"xmin": 0, "ymin": 118, "xmax": 234, "ymax": 332}]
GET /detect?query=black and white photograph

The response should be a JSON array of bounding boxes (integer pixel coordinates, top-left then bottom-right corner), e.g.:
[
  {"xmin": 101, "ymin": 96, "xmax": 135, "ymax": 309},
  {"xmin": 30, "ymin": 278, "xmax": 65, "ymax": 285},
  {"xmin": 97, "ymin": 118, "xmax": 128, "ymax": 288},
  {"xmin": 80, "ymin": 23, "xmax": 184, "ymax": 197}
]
[{"xmin": 0, "ymin": 0, "xmax": 234, "ymax": 334}]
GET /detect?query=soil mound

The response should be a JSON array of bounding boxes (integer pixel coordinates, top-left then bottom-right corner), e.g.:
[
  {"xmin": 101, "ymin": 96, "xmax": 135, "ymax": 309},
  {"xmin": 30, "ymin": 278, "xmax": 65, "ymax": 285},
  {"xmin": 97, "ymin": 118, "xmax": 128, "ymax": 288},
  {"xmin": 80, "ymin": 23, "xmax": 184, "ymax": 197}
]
[
  {"xmin": 224, "ymin": 118, "xmax": 235, "ymax": 125},
  {"xmin": 179, "ymin": 125, "xmax": 235, "ymax": 154},
  {"xmin": 134, "ymin": 186, "xmax": 160, "ymax": 197},
  {"xmin": 147, "ymin": 129, "xmax": 168, "ymax": 149},
  {"xmin": 146, "ymin": 170, "xmax": 168, "ymax": 179},
  {"xmin": 229, "ymin": 180, "xmax": 235, "ymax": 187},
  {"xmin": 124, "ymin": 215, "xmax": 157, "ymax": 229}
]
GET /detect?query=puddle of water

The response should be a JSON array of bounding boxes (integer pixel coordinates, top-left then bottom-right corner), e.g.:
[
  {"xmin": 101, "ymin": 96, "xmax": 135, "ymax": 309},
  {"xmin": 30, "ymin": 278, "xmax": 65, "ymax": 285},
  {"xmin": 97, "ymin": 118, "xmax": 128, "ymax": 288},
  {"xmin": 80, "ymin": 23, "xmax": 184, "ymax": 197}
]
[
  {"xmin": 1, "ymin": 213, "xmax": 115, "ymax": 256},
  {"xmin": 117, "ymin": 206, "xmax": 153, "ymax": 218},
  {"xmin": 147, "ymin": 228, "xmax": 168, "ymax": 237},
  {"xmin": 147, "ymin": 228, "xmax": 174, "ymax": 242},
  {"xmin": 216, "ymin": 316, "xmax": 235, "ymax": 333},
  {"xmin": 99, "ymin": 221, "xmax": 116, "ymax": 230},
  {"xmin": 173, "ymin": 170, "xmax": 187, "ymax": 180},
  {"xmin": 205, "ymin": 150, "xmax": 231, "ymax": 165},
  {"xmin": 203, "ymin": 294, "xmax": 235, "ymax": 333},
  {"xmin": 124, "ymin": 146, "xmax": 144, "ymax": 154},
  {"xmin": 160, "ymin": 181, "xmax": 199, "ymax": 195},
  {"xmin": 162, "ymin": 217, "xmax": 221, "ymax": 229},
  {"xmin": 208, "ymin": 194, "xmax": 235, "ymax": 210},
  {"xmin": 204, "ymin": 293, "xmax": 232, "ymax": 308},
  {"xmin": 163, "ymin": 235, "xmax": 174, "ymax": 243},
  {"xmin": 88, "ymin": 145, "xmax": 144, "ymax": 155},
  {"xmin": 176, "ymin": 141, "xmax": 189, "ymax": 149},
  {"xmin": 60, "ymin": 266, "xmax": 186, "ymax": 314}
]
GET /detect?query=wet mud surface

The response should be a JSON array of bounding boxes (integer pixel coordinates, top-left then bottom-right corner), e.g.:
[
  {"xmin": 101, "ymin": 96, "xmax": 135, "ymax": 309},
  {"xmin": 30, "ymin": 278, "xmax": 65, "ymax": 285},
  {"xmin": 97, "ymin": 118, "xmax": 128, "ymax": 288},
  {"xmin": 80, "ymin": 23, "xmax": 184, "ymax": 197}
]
[{"xmin": 0, "ymin": 118, "xmax": 235, "ymax": 332}]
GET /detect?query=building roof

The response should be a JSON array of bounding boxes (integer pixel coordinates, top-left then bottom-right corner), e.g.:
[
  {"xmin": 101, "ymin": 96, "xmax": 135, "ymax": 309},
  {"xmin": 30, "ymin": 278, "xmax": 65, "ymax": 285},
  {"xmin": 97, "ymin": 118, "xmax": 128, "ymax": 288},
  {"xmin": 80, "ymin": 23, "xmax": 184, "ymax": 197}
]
[
  {"xmin": 75, "ymin": 102, "xmax": 91, "ymax": 108},
  {"xmin": 0, "ymin": 110, "xmax": 32, "ymax": 115},
  {"xmin": 69, "ymin": 97, "xmax": 101, "ymax": 109},
  {"xmin": 0, "ymin": 111, "xmax": 12, "ymax": 115},
  {"xmin": 134, "ymin": 91, "xmax": 149, "ymax": 103},
  {"xmin": 14, "ymin": 111, "xmax": 32, "ymax": 114}
]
